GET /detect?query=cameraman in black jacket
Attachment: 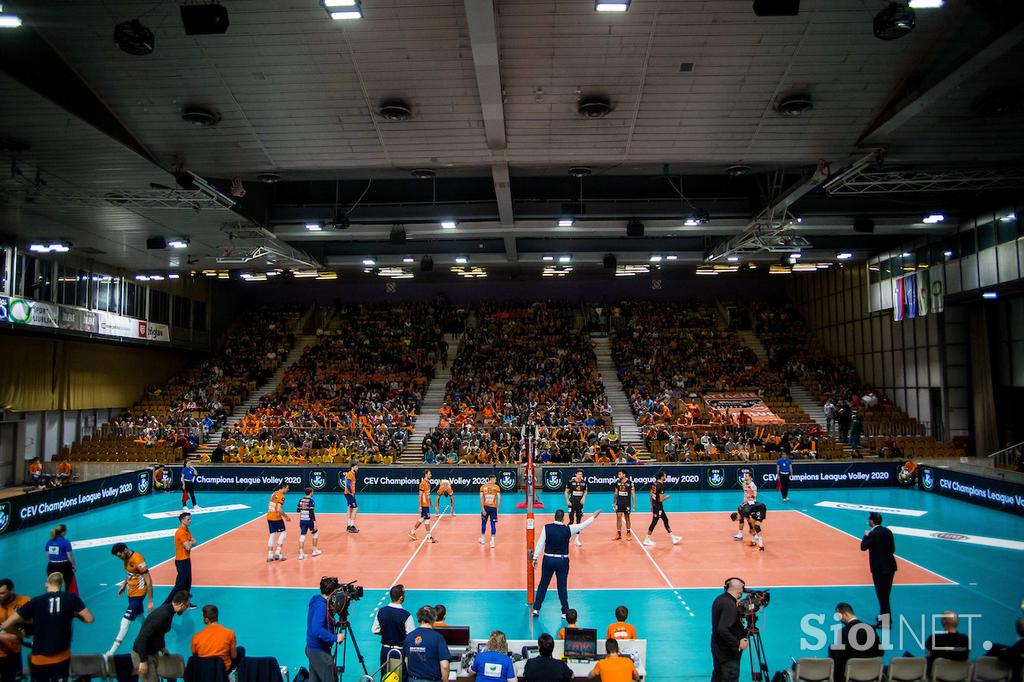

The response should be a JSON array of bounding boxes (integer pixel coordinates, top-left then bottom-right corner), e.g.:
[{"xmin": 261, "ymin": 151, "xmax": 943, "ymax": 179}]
[{"xmin": 710, "ymin": 578, "xmax": 749, "ymax": 682}]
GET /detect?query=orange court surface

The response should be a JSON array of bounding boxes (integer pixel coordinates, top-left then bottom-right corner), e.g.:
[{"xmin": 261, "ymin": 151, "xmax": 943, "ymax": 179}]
[{"xmin": 148, "ymin": 510, "xmax": 951, "ymax": 592}]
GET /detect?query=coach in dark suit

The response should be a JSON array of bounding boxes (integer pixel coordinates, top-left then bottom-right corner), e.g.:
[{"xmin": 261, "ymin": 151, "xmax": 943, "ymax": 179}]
[{"xmin": 860, "ymin": 512, "xmax": 897, "ymax": 625}]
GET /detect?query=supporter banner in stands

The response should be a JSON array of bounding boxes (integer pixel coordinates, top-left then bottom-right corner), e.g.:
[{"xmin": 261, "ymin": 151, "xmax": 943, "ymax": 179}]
[
  {"xmin": 918, "ymin": 465, "xmax": 1024, "ymax": 516},
  {"xmin": 541, "ymin": 461, "xmax": 901, "ymax": 493},
  {"xmin": 164, "ymin": 465, "xmax": 520, "ymax": 493},
  {"xmin": 0, "ymin": 469, "xmax": 152, "ymax": 536},
  {"xmin": 893, "ymin": 268, "xmax": 944, "ymax": 321},
  {"xmin": 0, "ymin": 296, "xmax": 59, "ymax": 328},
  {"xmin": 703, "ymin": 392, "xmax": 784, "ymax": 425}
]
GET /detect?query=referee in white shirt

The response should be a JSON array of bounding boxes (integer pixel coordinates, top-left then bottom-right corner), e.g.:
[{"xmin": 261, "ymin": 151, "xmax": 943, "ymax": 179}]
[{"xmin": 531, "ymin": 509, "xmax": 601, "ymax": 617}]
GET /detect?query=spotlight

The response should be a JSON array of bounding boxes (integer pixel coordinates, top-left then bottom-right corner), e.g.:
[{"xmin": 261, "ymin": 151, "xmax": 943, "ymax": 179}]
[
  {"xmin": 649, "ymin": 255, "xmax": 663, "ymax": 263},
  {"xmin": 167, "ymin": 238, "xmax": 190, "ymax": 249},
  {"xmin": 325, "ymin": 0, "xmax": 363, "ymax": 21},
  {"xmin": 595, "ymin": 0, "xmax": 630, "ymax": 11},
  {"xmin": 943, "ymin": 251, "xmax": 953, "ymax": 258},
  {"xmin": 455, "ymin": 256, "xmax": 468, "ymax": 264},
  {"xmin": 837, "ymin": 252, "xmax": 853, "ymax": 260},
  {"xmin": 441, "ymin": 219, "xmax": 458, "ymax": 229},
  {"xmin": 403, "ymin": 256, "xmax": 415, "ymax": 264},
  {"xmin": 923, "ymin": 214, "xmax": 945, "ymax": 224},
  {"xmin": 362, "ymin": 257, "xmax": 376, "ymax": 266},
  {"xmin": 542, "ymin": 256, "xmax": 554, "ymax": 262},
  {"xmin": 305, "ymin": 222, "xmax": 324, "ymax": 232},
  {"xmin": 666, "ymin": 255, "xmax": 677, "ymax": 261},
  {"xmin": 558, "ymin": 255, "xmax": 571, "ymax": 263},
  {"xmin": 874, "ymin": 2, "xmax": 915, "ymax": 40},
  {"xmin": 558, "ymin": 217, "xmax": 575, "ymax": 227}
]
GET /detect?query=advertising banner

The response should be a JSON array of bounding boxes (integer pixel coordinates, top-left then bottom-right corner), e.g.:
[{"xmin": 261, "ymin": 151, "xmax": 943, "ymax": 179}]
[
  {"xmin": 703, "ymin": 392, "xmax": 784, "ymax": 425},
  {"xmin": 145, "ymin": 322, "xmax": 170, "ymax": 342},
  {"xmin": 918, "ymin": 465, "xmax": 1024, "ymax": 516},
  {"xmin": 98, "ymin": 311, "xmax": 135, "ymax": 338},
  {"xmin": 165, "ymin": 465, "xmax": 520, "ymax": 494},
  {"xmin": 0, "ymin": 469, "xmax": 152, "ymax": 536},
  {"xmin": 60, "ymin": 305, "xmax": 98, "ymax": 332},
  {"xmin": 541, "ymin": 461, "xmax": 901, "ymax": 493},
  {"xmin": 2, "ymin": 297, "xmax": 59, "ymax": 328}
]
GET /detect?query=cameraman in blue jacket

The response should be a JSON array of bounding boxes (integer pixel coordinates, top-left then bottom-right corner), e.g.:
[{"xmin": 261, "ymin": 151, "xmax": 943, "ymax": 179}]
[{"xmin": 306, "ymin": 578, "xmax": 345, "ymax": 682}]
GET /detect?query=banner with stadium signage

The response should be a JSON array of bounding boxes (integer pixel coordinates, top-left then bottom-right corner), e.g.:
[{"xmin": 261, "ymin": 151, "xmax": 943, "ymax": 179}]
[
  {"xmin": 918, "ymin": 465, "xmax": 1024, "ymax": 516},
  {"xmin": 541, "ymin": 461, "xmax": 901, "ymax": 493},
  {"xmin": 703, "ymin": 392, "xmax": 784, "ymax": 425},
  {"xmin": 0, "ymin": 296, "xmax": 59, "ymax": 328},
  {"xmin": 164, "ymin": 465, "xmax": 520, "ymax": 494},
  {"xmin": 0, "ymin": 469, "xmax": 152, "ymax": 536},
  {"xmin": 892, "ymin": 267, "xmax": 944, "ymax": 321},
  {"xmin": 1, "ymin": 294, "xmax": 169, "ymax": 342}
]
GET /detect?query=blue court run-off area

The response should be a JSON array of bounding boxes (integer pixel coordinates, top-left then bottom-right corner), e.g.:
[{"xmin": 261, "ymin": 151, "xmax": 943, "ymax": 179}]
[{"xmin": 1, "ymin": 487, "xmax": 1021, "ymax": 682}]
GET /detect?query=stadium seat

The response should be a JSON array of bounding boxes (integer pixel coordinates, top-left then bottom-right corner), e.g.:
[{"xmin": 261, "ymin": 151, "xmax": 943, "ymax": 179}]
[
  {"xmin": 932, "ymin": 659, "xmax": 972, "ymax": 682},
  {"xmin": 888, "ymin": 657, "xmax": 927, "ymax": 682},
  {"xmin": 794, "ymin": 657, "xmax": 834, "ymax": 682},
  {"xmin": 156, "ymin": 654, "xmax": 186, "ymax": 681},
  {"xmin": 845, "ymin": 657, "xmax": 884, "ymax": 682},
  {"xmin": 970, "ymin": 657, "xmax": 1012, "ymax": 682},
  {"xmin": 69, "ymin": 654, "xmax": 108, "ymax": 680}
]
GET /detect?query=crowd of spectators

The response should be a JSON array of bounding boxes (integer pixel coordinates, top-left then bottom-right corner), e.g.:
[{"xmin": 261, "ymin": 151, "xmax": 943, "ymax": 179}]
[
  {"xmin": 212, "ymin": 304, "xmax": 445, "ymax": 464},
  {"xmin": 422, "ymin": 425, "xmax": 631, "ymax": 464}
]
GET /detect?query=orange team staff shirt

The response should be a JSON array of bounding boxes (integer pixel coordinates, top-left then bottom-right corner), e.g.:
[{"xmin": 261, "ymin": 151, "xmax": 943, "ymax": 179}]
[
  {"xmin": 480, "ymin": 483, "xmax": 500, "ymax": 507},
  {"xmin": 174, "ymin": 525, "xmax": 194, "ymax": 561},
  {"xmin": 418, "ymin": 480, "xmax": 431, "ymax": 507},
  {"xmin": 0, "ymin": 594, "xmax": 30, "ymax": 657},
  {"xmin": 191, "ymin": 622, "xmax": 237, "ymax": 670},
  {"xmin": 58, "ymin": 461, "xmax": 72, "ymax": 475},
  {"xmin": 267, "ymin": 491, "xmax": 285, "ymax": 521},
  {"xmin": 124, "ymin": 551, "xmax": 150, "ymax": 597},
  {"xmin": 591, "ymin": 655, "xmax": 637, "ymax": 682},
  {"xmin": 606, "ymin": 622, "xmax": 637, "ymax": 640}
]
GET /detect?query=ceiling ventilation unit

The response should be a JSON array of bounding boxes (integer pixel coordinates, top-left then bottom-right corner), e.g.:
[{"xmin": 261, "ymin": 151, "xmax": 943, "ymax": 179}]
[
  {"xmin": 776, "ymin": 94, "xmax": 813, "ymax": 117},
  {"xmin": 257, "ymin": 172, "xmax": 281, "ymax": 184},
  {"xmin": 114, "ymin": 19, "xmax": 155, "ymax": 56},
  {"xmin": 181, "ymin": 106, "xmax": 221, "ymax": 126},
  {"xmin": 568, "ymin": 167, "xmax": 592, "ymax": 178},
  {"xmin": 726, "ymin": 165, "xmax": 751, "ymax": 177},
  {"xmin": 577, "ymin": 96, "xmax": 613, "ymax": 118},
  {"xmin": 378, "ymin": 99, "xmax": 413, "ymax": 121}
]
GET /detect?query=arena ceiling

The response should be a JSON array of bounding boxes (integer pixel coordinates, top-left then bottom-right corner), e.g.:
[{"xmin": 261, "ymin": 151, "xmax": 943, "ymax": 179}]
[{"xmin": 1, "ymin": 0, "xmax": 1023, "ymax": 274}]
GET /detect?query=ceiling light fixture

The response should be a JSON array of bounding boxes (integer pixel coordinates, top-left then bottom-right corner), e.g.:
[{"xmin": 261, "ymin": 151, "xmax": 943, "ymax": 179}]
[
  {"xmin": 0, "ymin": 4, "xmax": 22, "ymax": 27},
  {"xmin": 168, "ymin": 273, "xmax": 180, "ymax": 279},
  {"xmin": 649, "ymin": 255, "xmax": 663, "ymax": 262},
  {"xmin": 542, "ymin": 256, "xmax": 554, "ymax": 262},
  {"xmin": 595, "ymin": 0, "xmax": 630, "ymax": 11},
  {"xmin": 305, "ymin": 222, "xmax": 324, "ymax": 232},
  {"xmin": 666, "ymin": 255, "xmax": 678, "ymax": 261},
  {"xmin": 943, "ymin": 250, "xmax": 953, "ymax": 258},
  {"xmin": 403, "ymin": 256, "xmax": 415, "ymax": 264},
  {"xmin": 168, "ymin": 238, "xmax": 190, "ymax": 249},
  {"xmin": 923, "ymin": 214, "xmax": 945, "ymax": 224},
  {"xmin": 362, "ymin": 258, "xmax": 376, "ymax": 266},
  {"xmin": 28, "ymin": 242, "xmax": 71, "ymax": 253},
  {"xmin": 558, "ymin": 217, "xmax": 575, "ymax": 227},
  {"xmin": 135, "ymin": 274, "xmax": 151, "ymax": 281},
  {"xmin": 441, "ymin": 219, "xmax": 458, "ymax": 229},
  {"xmin": 727, "ymin": 256, "xmax": 739, "ymax": 262},
  {"xmin": 837, "ymin": 252, "xmax": 853, "ymax": 260},
  {"xmin": 908, "ymin": 0, "xmax": 942, "ymax": 7},
  {"xmin": 455, "ymin": 256, "xmax": 468, "ymax": 265},
  {"xmin": 558, "ymin": 255, "xmax": 571, "ymax": 263},
  {"xmin": 323, "ymin": 0, "xmax": 362, "ymax": 20},
  {"xmin": 982, "ymin": 292, "xmax": 997, "ymax": 299}
]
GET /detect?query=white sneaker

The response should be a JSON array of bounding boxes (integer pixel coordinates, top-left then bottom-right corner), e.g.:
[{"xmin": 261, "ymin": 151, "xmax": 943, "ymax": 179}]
[
  {"xmin": 182, "ymin": 506, "xmax": 189, "ymax": 512},
  {"xmin": 672, "ymin": 535, "xmax": 682, "ymax": 545},
  {"xmin": 299, "ymin": 553, "xmax": 306, "ymax": 560},
  {"xmin": 478, "ymin": 536, "xmax": 485, "ymax": 544},
  {"xmin": 490, "ymin": 539, "xmax": 495, "ymax": 548},
  {"xmin": 311, "ymin": 549, "xmax": 322, "ymax": 557},
  {"xmin": 193, "ymin": 505, "xmax": 201, "ymax": 510},
  {"xmin": 642, "ymin": 538, "xmax": 656, "ymax": 547},
  {"xmin": 733, "ymin": 532, "xmax": 744, "ymax": 540}
]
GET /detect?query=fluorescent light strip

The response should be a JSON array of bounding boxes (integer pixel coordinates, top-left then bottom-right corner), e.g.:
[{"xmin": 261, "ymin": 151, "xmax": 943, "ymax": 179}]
[
  {"xmin": 330, "ymin": 9, "xmax": 362, "ymax": 20},
  {"xmin": 909, "ymin": 0, "xmax": 943, "ymax": 7}
]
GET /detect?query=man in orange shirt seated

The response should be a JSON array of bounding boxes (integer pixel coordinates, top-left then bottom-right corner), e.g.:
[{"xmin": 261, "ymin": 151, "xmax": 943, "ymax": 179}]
[
  {"xmin": 56, "ymin": 461, "xmax": 73, "ymax": 486},
  {"xmin": 588, "ymin": 639, "xmax": 639, "ymax": 682},
  {"xmin": 606, "ymin": 606, "xmax": 637, "ymax": 640},
  {"xmin": 191, "ymin": 605, "xmax": 241, "ymax": 671}
]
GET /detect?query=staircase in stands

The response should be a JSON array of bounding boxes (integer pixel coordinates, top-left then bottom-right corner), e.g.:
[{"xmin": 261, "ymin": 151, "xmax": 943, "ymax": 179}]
[
  {"xmin": 734, "ymin": 329, "xmax": 831, "ymax": 431},
  {"xmin": 591, "ymin": 333, "xmax": 652, "ymax": 461},
  {"xmin": 398, "ymin": 334, "xmax": 459, "ymax": 463},
  {"xmin": 193, "ymin": 334, "xmax": 317, "ymax": 457}
]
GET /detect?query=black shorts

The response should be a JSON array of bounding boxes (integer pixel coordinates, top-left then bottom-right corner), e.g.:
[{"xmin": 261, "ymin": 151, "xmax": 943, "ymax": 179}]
[{"xmin": 615, "ymin": 502, "xmax": 631, "ymax": 514}]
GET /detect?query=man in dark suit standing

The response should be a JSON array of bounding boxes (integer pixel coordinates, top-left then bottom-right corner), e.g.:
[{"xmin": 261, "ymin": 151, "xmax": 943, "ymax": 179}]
[{"xmin": 860, "ymin": 512, "xmax": 897, "ymax": 626}]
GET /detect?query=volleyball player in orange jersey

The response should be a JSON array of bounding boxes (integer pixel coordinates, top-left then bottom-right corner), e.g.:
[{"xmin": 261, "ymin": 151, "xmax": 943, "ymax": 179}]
[
  {"xmin": 266, "ymin": 483, "xmax": 291, "ymax": 561},
  {"xmin": 478, "ymin": 475, "xmax": 501, "ymax": 548},
  {"xmin": 408, "ymin": 470, "xmax": 438, "ymax": 543},
  {"xmin": 435, "ymin": 478, "xmax": 455, "ymax": 517}
]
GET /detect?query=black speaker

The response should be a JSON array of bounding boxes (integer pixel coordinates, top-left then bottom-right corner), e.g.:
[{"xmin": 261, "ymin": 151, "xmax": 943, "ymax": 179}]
[
  {"xmin": 626, "ymin": 220, "xmax": 644, "ymax": 237},
  {"xmin": 390, "ymin": 226, "xmax": 407, "ymax": 244},
  {"xmin": 853, "ymin": 216, "xmax": 875, "ymax": 233},
  {"xmin": 180, "ymin": 3, "xmax": 230, "ymax": 35},
  {"xmin": 420, "ymin": 256, "xmax": 434, "ymax": 272},
  {"xmin": 603, "ymin": 253, "xmax": 617, "ymax": 269},
  {"xmin": 753, "ymin": 0, "xmax": 800, "ymax": 16},
  {"xmin": 146, "ymin": 236, "xmax": 167, "ymax": 250}
]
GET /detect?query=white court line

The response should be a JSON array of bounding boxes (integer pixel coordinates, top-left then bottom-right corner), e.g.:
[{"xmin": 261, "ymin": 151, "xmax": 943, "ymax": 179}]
[
  {"xmin": 628, "ymin": 528, "xmax": 696, "ymax": 617},
  {"xmin": 815, "ymin": 501, "xmax": 926, "ymax": 517},
  {"xmin": 74, "ymin": 529, "xmax": 177, "ymax": 549},
  {"xmin": 888, "ymin": 526, "xmax": 1024, "ymax": 551},
  {"xmin": 389, "ymin": 504, "xmax": 450, "ymax": 589},
  {"xmin": 144, "ymin": 504, "xmax": 250, "ymax": 519},
  {"xmin": 793, "ymin": 509, "xmax": 958, "ymax": 585}
]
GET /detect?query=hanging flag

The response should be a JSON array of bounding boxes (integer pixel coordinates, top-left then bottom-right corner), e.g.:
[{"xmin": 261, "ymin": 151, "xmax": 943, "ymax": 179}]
[
  {"xmin": 917, "ymin": 269, "xmax": 930, "ymax": 317},
  {"xmin": 905, "ymin": 272, "xmax": 917, "ymax": 319},
  {"xmin": 893, "ymin": 278, "xmax": 904, "ymax": 321}
]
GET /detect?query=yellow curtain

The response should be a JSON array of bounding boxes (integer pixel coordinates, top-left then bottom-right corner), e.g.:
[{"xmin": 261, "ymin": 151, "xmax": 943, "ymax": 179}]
[{"xmin": 0, "ymin": 333, "xmax": 194, "ymax": 412}]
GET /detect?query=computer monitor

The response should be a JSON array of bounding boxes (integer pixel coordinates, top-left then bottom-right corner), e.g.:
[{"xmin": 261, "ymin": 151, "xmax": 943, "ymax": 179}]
[
  {"xmin": 477, "ymin": 643, "xmax": 488, "ymax": 654},
  {"xmin": 435, "ymin": 626, "xmax": 471, "ymax": 648},
  {"xmin": 563, "ymin": 627, "xmax": 598, "ymax": 660}
]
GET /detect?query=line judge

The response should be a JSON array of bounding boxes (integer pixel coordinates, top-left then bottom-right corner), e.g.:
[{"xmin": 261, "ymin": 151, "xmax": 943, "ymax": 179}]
[{"xmin": 531, "ymin": 509, "xmax": 601, "ymax": 617}]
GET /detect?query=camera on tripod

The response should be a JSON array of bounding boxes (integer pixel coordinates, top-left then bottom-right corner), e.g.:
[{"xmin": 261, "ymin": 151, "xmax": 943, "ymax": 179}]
[
  {"xmin": 322, "ymin": 577, "xmax": 364, "ymax": 626},
  {"xmin": 737, "ymin": 588, "xmax": 770, "ymax": 626}
]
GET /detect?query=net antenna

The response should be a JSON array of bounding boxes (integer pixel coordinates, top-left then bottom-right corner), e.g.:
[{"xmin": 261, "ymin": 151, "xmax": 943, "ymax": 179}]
[{"xmin": 518, "ymin": 423, "xmax": 543, "ymax": 604}]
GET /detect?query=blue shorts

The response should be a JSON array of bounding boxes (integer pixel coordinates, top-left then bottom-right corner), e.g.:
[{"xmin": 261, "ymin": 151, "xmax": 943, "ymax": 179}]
[
  {"xmin": 268, "ymin": 519, "xmax": 286, "ymax": 533},
  {"xmin": 420, "ymin": 506, "xmax": 431, "ymax": 520},
  {"xmin": 299, "ymin": 520, "xmax": 317, "ymax": 536},
  {"xmin": 344, "ymin": 493, "xmax": 358, "ymax": 509},
  {"xmin": 124, "ymin": 595, "xmax": 145, "ymax": 621},
  {"xmin": 482, "ymin": 506, "xmax": 498, "ymax": 523}
]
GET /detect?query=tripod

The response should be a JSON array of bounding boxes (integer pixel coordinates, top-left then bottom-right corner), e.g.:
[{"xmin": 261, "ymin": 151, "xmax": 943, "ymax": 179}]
[
  {"xmin": 745, "ymin": 622, "xmax": 770, "ymax": 682},
  {"xmin": 333, "ymin": 619, "xmax": 369, "ymax": 681}
]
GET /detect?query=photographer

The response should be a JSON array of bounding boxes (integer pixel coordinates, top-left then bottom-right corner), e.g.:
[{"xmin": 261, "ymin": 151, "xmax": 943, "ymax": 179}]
[
  {"xmin": 710, "ymin": 578, "xmax": 749, "ymax": 682},
  {"xmin": 306, "ymin": 578, "xmax": 346, "ymax": 682}
]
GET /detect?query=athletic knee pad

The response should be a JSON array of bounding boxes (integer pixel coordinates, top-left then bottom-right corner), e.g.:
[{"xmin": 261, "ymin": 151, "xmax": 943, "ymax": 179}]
[
  {"xmin": 753, "ymin": 523, "xmax": 761, "ymax": 534},
  {"xmin": 312, "ymin": 532, "xmax": 319, "ymax": 540}
]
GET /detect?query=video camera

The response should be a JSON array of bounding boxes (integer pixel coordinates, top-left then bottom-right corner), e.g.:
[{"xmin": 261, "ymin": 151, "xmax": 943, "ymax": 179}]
[
  {"xmin": 737, "ymin": 588, "xmax": 770, "ymax": 624},
  {"xmin": 322, "ymin": 577, "xmax": 364, "ymax": 625}
]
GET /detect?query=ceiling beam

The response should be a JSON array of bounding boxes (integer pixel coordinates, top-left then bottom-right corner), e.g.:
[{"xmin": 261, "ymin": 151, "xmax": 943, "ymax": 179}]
[
  {"xmin": 859, "ymin": 20, "xmax": 1024, "ymax": 145},
  {"xmin": 464, "ymin": 0, "xmax": 507, "ymax": 151}
]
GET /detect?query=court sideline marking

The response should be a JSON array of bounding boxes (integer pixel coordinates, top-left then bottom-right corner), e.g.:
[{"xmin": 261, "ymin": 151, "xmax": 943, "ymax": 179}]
[
  {"xmin": 628, "ymin": 528, "xmax": 695, "ymax": 618},
  {"xmin": 75, "ymin": 529, "xmax": 177, "ymax": 549},
  {"xmin": 144, "ymin": 503, "xmax": 250, "ymax": 519},
  {"xmin": 792, "ymin": 509, "xmax": 958, "ymax": 585},
  {"xmin": 814, "ymin": 501, "xmax": 926, "ymax": 517},
  {"xmin": 887, "ymin": 525, "xmax": 1024, "ymax": 551}
]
